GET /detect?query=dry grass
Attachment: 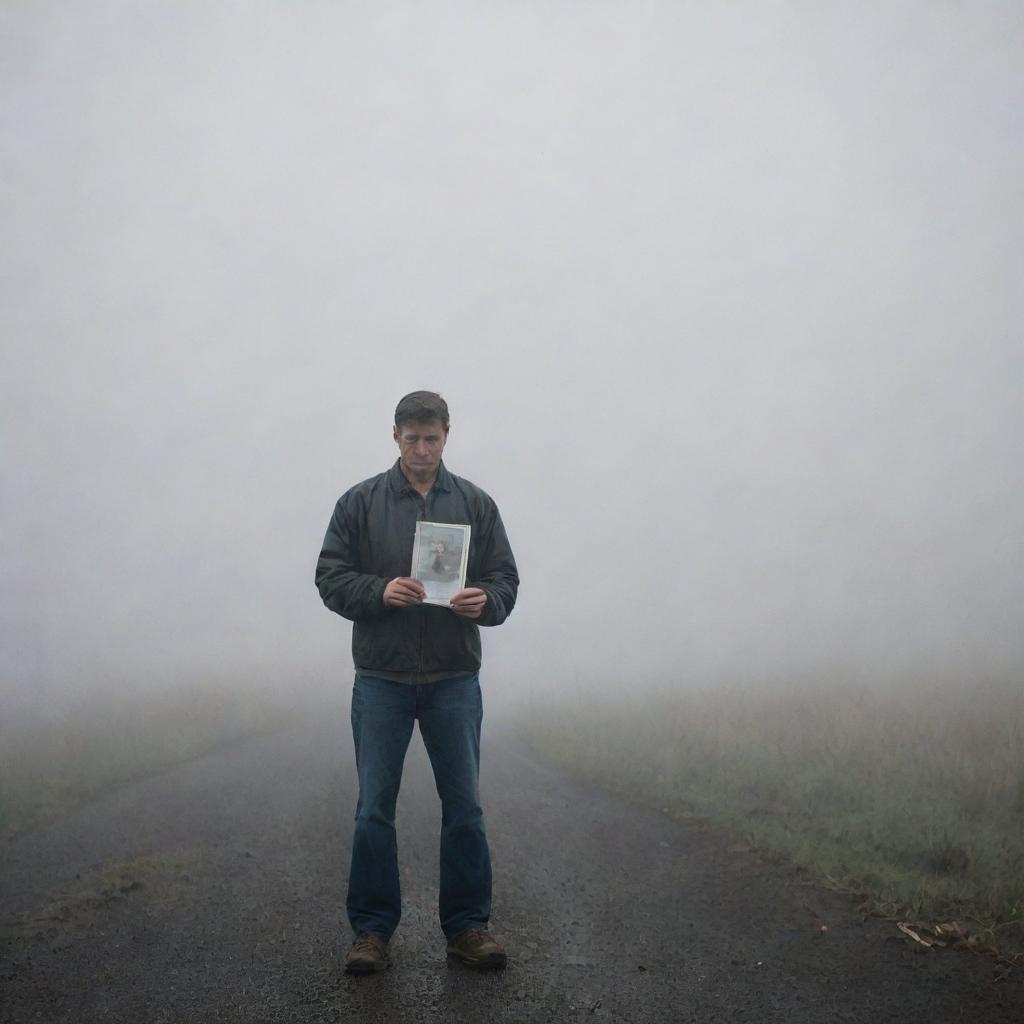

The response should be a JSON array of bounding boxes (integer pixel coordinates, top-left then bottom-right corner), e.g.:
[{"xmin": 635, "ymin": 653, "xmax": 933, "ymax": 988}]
[{"xmin": 520, "ymin": 679, "xmax": 1024, "ymax": 956}]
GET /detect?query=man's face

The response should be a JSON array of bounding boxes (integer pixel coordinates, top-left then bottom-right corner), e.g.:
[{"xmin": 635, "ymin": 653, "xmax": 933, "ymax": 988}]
[{"xmin": 394, "ymin": 418, "xmax": 448, "ymax": 482}]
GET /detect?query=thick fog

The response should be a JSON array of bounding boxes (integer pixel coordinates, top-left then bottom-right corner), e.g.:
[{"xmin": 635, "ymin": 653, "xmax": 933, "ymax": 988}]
[{"xmin": 3, "ymin": 2, "xmax": 1022, "ymax": 716}]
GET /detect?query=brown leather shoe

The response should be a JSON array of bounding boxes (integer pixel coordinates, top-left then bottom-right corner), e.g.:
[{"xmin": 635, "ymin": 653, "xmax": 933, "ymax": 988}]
[
  {"xmin": 345, "ymin": 933, "xmax": 389, "ymax": 974},
  {"xmin": 446, "ymin": 927, "xmax": 508, "ymax": 968}
]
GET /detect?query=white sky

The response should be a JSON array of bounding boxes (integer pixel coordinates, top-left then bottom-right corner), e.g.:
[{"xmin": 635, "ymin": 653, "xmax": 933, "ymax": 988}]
[{"xmin": 3, "ymin": 2, "xmax": 1022, "ymax": 710}]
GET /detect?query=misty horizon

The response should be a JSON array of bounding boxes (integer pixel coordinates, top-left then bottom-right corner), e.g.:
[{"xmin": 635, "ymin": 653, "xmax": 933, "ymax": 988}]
[{"xmin": 3, "ymin": 2, "xmax": 1021, "ymax": 715}]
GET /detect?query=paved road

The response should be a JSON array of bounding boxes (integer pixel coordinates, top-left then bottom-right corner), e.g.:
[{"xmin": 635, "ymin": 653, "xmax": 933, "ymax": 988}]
[{"xmin": 2, "ymin": 707, "xmax": 1021, "ymax": 1023}]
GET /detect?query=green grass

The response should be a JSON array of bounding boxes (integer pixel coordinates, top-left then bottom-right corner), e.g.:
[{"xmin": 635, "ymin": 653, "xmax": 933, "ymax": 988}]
[
  {"xmin": 519, "ymin": 680, "xmax": 1024, "ymax": 958},
  {"xmin": 0, "ymin": 679, "xmax": 303, "ymax": 837}
]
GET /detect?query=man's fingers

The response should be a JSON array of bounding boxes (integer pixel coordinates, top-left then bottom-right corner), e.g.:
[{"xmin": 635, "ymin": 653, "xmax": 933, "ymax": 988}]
[
  {"xmin": 449, "ymin": 588, "xmax": 487, "ymax": 617},
  {"xmin": 384, "ymin": 577, "xmax": 426, "ymax": 607},
  {"xmin": 392, "ymin": 576, "xmax": 425, "ymax": 592},
  {"xmin": 388, "ymin": 581, "xmax": 487, "ymax": 612}
]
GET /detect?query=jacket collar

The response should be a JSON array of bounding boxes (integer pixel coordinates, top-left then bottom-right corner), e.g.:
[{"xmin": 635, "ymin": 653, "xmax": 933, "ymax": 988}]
[{"xmin": 388, "ymin": 459, "xmax": 452, "ymax": 496}]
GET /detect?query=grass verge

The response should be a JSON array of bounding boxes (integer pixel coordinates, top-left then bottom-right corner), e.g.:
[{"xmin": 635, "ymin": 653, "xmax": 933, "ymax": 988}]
[{"xmin": 519, "ymin": 680, "xmax": 1024, "ymax": 961}]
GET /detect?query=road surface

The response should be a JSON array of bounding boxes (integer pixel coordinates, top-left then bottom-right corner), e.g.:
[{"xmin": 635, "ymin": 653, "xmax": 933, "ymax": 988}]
[{"xmin": 2, "ymin": 706, "xmax": 1021, "ymax": 1023}]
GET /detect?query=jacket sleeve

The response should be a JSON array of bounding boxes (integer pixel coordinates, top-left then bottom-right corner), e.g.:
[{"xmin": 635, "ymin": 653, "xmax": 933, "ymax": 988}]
[
  {"xmin": 315, "ymin": 497, "xmax": 390, "ymax": 622},
  {"xmin": 470, "ymin": 505, "xmax": 519, "ymax": 627}
]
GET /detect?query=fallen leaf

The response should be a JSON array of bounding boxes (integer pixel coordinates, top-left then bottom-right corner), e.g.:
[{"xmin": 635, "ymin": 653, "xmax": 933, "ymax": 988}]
[{"xmin": 897, "ymin": 922, "xmax": 939, "ymax": 948}]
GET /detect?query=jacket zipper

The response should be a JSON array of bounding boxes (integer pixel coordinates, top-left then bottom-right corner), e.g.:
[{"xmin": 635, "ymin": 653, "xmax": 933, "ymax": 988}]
[{"xmin": 416, "ymin": 494, "xmax": 427, "ymax": 678}]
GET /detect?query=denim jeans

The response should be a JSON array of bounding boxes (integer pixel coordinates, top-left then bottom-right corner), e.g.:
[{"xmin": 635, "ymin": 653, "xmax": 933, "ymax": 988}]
[{"xmin": 346, "ymin": 673, "xmax": 492, "ymax": 941}]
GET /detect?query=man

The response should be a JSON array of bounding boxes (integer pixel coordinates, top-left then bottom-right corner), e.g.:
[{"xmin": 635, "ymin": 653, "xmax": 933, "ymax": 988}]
[{"xmin": 315, "ymin": 391, "xmax": 519, "ymax": 974}]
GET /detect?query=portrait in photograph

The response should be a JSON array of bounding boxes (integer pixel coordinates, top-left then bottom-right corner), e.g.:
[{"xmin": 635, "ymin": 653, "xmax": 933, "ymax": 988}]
[{"xmin": 412, "ymin": 521, "xmax": 470, "ymax": 605}]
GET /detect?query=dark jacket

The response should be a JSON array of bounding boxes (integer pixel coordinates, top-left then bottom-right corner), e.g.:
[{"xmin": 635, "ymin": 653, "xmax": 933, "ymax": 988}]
[{"xmin": 315, "ymin": 460, "xmax": 519, "ymax": 682}]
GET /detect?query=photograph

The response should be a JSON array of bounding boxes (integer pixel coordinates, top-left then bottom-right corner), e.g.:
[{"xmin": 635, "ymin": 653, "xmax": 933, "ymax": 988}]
[{"xmin": 412, "ymin": 521, "xmax": 470, "ymax": 605}]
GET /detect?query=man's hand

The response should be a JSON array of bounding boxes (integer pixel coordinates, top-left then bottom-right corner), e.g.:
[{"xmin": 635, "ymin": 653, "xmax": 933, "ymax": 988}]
[
  {"xmin": 450, "ymin": 587, "xmax": 487, "ymax": 619},
  {"xmin": 383, "ymin": 577, "xmax": 426, "ymax": 608}
]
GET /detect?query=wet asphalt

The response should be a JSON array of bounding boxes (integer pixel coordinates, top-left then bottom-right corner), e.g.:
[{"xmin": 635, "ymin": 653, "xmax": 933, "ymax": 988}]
[{"xmin": 1, "ymin": 704, "xmax": 1021, "ymax": 1023}]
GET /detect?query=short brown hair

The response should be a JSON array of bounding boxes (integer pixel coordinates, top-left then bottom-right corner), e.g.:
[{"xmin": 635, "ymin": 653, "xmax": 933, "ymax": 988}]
[{"xmin": 394, "ymin": 391, "xmax": 449, "ymax": 431}]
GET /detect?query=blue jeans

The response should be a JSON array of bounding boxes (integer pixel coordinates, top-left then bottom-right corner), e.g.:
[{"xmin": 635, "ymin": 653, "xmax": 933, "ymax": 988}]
[{"xmin": 346, "ymin": 673, "xmax": 492, "ymax": 941}]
